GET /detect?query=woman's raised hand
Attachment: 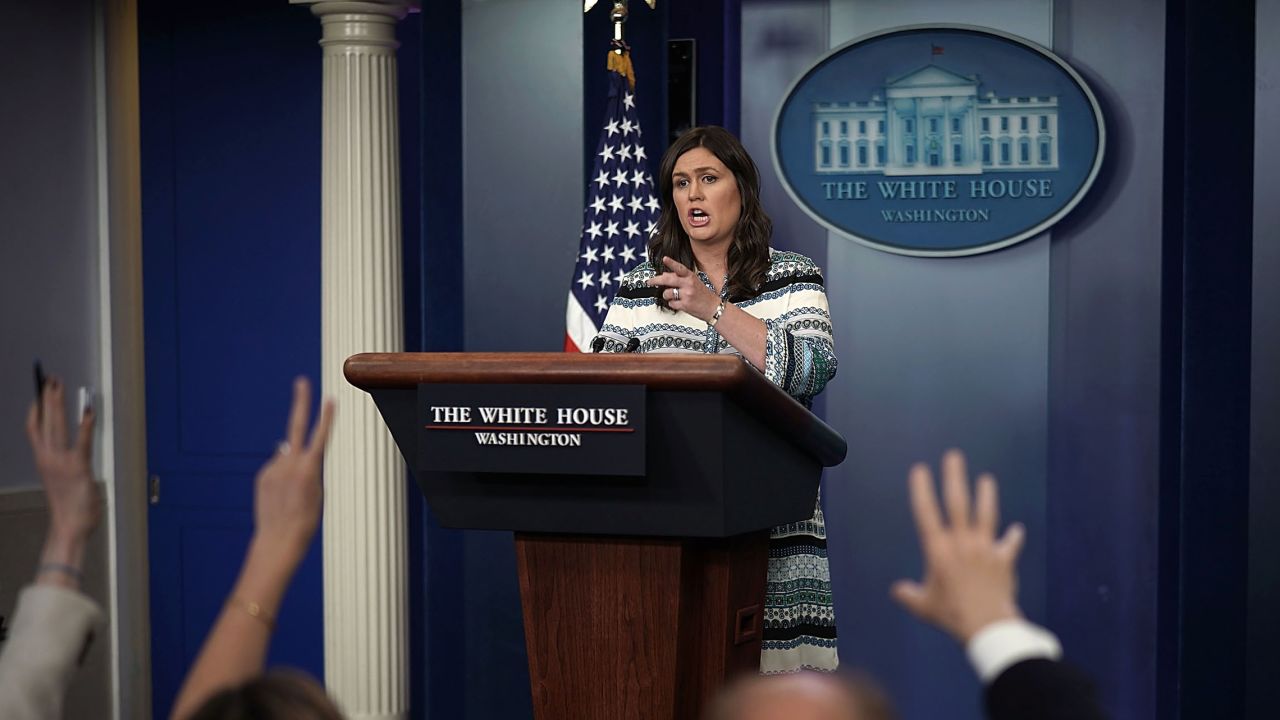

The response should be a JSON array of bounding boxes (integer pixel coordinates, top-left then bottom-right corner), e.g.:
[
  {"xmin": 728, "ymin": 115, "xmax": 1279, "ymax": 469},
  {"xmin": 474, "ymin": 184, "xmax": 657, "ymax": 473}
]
[{"xmin": 252, "ymin": 377, "xmax": 335, "ymax": 566}]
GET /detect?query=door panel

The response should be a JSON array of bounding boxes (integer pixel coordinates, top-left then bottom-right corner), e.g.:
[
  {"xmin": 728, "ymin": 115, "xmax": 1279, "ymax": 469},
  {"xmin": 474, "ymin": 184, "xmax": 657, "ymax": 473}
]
[{"xmin": 140, "ymin": 1, "xmax": 324, "ymax": 716}]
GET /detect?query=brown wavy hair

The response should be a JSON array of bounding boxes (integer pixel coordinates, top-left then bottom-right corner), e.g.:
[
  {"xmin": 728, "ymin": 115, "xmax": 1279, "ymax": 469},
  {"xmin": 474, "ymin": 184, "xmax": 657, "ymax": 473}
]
[
  {"xmin": 188, "ymin": 670, "xmax": 344, "ymax": 720},
  {"xmin": 649, "ymin": 126, "xmax": 772, "ymax": 308}
]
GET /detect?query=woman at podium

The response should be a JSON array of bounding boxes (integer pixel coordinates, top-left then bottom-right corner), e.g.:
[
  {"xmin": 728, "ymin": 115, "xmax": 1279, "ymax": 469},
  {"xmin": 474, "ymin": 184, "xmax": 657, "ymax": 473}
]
[{"xmin": 595, "ymin": 126, "xmax": 839, "ymax": 675}]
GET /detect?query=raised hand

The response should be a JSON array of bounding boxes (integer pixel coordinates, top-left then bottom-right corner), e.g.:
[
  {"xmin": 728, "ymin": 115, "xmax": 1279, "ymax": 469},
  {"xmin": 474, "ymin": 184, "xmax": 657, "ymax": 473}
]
[
  {"xmin": 252, "ymin": 377, "xmax": 335, "ymax": 565},
  {"xmin": 891, "ymin": 449, "xmax": 1025, "ymax": 643},
  {"xmin": 26, "ymin": 377, "xmax": 101, "ymax": 588},
  {"xmin": 171, "ymin": 378, "xmax": 336, "ymax": 720}
]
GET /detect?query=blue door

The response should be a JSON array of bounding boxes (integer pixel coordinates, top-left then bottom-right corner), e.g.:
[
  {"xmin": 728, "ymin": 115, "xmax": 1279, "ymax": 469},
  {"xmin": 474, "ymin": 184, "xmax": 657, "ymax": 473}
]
[{"xmin": 139, "ymin": 2, "xmax": 325, "ymax": 715}]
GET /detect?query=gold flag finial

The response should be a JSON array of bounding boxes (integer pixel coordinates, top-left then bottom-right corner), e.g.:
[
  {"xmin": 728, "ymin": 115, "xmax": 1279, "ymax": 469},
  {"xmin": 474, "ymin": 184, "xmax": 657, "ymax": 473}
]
[
  {"xmin": 584, "ymin": 1, "xmax": 657, "ymax": 12},
  {"xmin": 584, "ymin": 1, "xmax": 657, "ymax": 56}
]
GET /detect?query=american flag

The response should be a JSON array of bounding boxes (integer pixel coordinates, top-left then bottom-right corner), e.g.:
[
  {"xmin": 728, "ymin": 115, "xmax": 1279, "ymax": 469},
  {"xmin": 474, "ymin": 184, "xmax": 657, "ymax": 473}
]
[{"xmin": 565, "ymin": 57, "xmax": 661, "ymax": 352}]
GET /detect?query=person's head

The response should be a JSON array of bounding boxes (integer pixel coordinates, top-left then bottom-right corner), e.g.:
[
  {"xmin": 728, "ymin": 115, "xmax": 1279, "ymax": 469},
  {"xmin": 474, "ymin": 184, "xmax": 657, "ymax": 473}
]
[
  {"xmin": 650, "ymin": 126, "xmax": 773, "ymax": 304},
  {"xmin": 704, "ymin": 671, "xmax": 897, "ymax": 720},
  {"xmin": 187, "ymin": 670, "xmax": 344, "ymax": 720}
]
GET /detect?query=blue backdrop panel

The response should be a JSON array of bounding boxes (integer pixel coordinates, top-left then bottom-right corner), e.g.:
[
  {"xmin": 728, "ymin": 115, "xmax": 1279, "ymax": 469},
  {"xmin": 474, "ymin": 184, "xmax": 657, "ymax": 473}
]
[
  {"xmin": 791, "ymin": 3, "xmax": 1053, "ymax": 720},
  {"xmin": 668, "ymin": 0, "xmax": 741, "ymax": 138},
  {"xmin": 1044, "ymin": 4, "xmax": 1167, "ymax": 716},
  {"xmin": 1157, "ymin": 0, "xmax": 1255, "ymax": 716},
  {"xmin": 140, "ymin": 1, "xmax": 325, "ymax": 716},
  {"xmin": 409, "ymin": 2, "xmax": 466, "ymax": 719}
]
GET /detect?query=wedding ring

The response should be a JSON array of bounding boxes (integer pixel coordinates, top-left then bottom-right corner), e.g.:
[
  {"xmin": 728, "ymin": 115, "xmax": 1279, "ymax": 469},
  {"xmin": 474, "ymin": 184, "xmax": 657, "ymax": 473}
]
[
  {"xmin": 276, "ymin": 441, "xmax": 292, "ymax": 456},
  {"xmin": 673, "ymin": 288, "xmax": 681, "ymax": 301}
]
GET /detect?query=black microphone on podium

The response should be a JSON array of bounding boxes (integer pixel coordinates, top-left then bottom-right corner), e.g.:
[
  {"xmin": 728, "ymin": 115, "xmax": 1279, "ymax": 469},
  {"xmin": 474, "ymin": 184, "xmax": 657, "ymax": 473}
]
[
  {"xmin": 626, "ymin": 337, "xmax": 640, "ymax": 353},
  {"xmin": 590, "ymin": 336, "xmax": 605, "ymax": 353}
]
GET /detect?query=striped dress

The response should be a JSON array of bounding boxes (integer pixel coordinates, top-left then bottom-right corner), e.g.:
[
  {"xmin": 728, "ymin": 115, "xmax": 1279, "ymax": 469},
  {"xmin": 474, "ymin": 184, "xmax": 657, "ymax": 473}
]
[{"xmin": 595, "ymin": 248, "xmax": 839, "ymax": 674}]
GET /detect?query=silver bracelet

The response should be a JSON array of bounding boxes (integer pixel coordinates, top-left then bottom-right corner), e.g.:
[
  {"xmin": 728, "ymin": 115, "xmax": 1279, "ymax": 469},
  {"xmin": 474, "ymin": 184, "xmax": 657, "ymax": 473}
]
[
  {"xmin": 708, "ymin": 300, "xmax": 727, "ymax": 328},
  {"xmin": 37, "ymin": 562, "xmax": 83, "ymax": 582}
]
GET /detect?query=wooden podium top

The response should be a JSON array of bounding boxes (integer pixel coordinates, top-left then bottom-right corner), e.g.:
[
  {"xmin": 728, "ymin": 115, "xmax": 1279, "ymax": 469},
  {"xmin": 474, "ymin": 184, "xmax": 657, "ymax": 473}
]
[
  {"xmin": 345, "ymin": 352, "xmax": 847, "ymax": 467},
  {"xmin": 348, "ymin": 351, "xmax": 755, "ymax": 388}
]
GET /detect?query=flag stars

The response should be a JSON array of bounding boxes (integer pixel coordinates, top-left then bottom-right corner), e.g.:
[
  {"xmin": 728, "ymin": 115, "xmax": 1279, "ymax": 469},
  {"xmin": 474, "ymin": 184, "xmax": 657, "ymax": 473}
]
[
  {"xmin": 572, "ymin": 81, "xmax": 659, "ymax": 343},
  {"xmin": 644, "ymin": 220, "xmax": 657, "ymax": 236}
]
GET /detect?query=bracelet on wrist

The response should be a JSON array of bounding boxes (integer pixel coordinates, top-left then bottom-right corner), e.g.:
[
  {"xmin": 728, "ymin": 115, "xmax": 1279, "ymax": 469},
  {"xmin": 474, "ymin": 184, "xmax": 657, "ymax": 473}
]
[
  {"xmin": 708, "ymin": 300, "xmax": 727, "ymax": 328},
  {"xmin": 37, "ymin": 562, "xmax": 83, "ymax": 583},
  {"xmin": 229, "ymin": 597, "xmax": 276, "ymax": 630}
]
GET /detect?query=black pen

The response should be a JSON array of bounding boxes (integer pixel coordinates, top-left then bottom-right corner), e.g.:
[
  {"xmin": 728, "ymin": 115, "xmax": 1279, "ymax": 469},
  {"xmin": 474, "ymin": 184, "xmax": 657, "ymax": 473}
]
[{"xmin": 33, "ymin": 360, "xmax": 46, "ymax": 420}]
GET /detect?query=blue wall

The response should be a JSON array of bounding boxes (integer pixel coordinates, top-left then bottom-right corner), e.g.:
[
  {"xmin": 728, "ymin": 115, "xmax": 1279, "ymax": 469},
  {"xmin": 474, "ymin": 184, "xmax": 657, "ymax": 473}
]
[{"xmin": 139, "ymin": 2, "xmax": 326, "ymax": 716}]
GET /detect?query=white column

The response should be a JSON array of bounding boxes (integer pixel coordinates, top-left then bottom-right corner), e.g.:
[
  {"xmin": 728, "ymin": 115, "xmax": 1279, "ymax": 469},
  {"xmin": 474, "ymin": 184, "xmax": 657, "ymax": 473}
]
[{"xmin": 295, "ymin": 2, "xmax": 412, "ymax": 718}]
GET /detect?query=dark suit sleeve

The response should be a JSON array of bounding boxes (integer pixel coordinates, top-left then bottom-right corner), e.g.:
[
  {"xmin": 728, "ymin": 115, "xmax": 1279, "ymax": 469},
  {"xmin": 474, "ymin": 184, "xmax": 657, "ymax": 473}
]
[{"xmin": 984, "ymin": 658, "xmax": 1109, "ymax": 720}]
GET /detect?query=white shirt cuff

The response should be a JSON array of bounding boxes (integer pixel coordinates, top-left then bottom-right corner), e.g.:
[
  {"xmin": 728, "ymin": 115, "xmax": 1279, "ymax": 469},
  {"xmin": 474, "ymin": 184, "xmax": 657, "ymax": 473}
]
[{"xmin": 965, "ymin": 618, "xmax": 1062, "ymax": 684}]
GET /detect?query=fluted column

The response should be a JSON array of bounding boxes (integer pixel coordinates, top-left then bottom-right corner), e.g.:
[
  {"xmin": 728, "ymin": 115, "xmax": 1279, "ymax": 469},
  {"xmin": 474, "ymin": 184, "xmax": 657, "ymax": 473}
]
[{"xmin": 295, "ymin": 2, "xmax": 412, "ymax": 718}]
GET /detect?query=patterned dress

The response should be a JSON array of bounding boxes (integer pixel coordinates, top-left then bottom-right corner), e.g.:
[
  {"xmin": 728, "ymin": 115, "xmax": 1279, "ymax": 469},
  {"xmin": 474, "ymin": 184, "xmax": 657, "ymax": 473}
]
[{"xmin": 595, "ymin": 248, "xmax": 839, "ymax": 674}]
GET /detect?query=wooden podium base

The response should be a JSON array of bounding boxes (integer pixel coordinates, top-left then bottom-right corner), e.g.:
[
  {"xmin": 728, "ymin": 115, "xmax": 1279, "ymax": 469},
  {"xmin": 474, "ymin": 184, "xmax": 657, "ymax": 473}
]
[{"xmin": 515, "ymin": 532, "xmax": 769, "ymax": 720}]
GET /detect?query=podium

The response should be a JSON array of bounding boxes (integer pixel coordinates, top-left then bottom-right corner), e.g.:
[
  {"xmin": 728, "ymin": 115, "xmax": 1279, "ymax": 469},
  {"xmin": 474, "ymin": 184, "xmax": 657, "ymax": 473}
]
[{"xmin": 345, "ymin": 352, "xmax": 846, "ymax": 720}]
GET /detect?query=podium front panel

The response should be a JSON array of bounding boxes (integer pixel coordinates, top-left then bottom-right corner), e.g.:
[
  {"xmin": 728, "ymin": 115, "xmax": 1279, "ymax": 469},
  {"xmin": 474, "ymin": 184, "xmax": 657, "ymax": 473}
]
[{"xmin": 371, "ymin": 386, "xmax": 821, "ymax": 537}]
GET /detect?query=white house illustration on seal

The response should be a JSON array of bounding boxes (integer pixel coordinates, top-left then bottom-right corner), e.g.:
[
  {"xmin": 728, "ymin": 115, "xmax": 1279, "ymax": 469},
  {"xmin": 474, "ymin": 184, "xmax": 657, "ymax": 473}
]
[{"xmin": 812, "ymin": 63, "xmax": 1059, "ymax": 175}]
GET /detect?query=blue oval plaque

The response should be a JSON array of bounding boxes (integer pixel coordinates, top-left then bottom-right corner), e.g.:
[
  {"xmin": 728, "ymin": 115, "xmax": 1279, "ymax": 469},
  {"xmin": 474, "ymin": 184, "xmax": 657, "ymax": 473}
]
[{"xmin": 772, "ymin": 25, "xmax": 1105, "ymax": 257}]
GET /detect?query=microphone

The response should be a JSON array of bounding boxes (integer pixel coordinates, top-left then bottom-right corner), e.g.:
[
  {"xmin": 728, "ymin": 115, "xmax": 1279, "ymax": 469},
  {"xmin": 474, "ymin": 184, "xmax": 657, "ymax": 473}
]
[
  {"xmin": 590, "ymin": 336, "xmax": 605, "ymax": 353},
  {"xmin": 626, "ymin": 337, "xmax": 640, "ymax": 353}
]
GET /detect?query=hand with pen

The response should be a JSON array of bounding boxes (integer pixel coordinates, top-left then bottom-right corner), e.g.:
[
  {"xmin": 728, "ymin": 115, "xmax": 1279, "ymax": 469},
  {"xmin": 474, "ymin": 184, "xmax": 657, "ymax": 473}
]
[
  {"xmin": 26, "ymin": 373, "xmax": 102, "ymax": 591},
  {"xmin": 0, "ymin": 369, "xmax": 105, "ymax": 720}
]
